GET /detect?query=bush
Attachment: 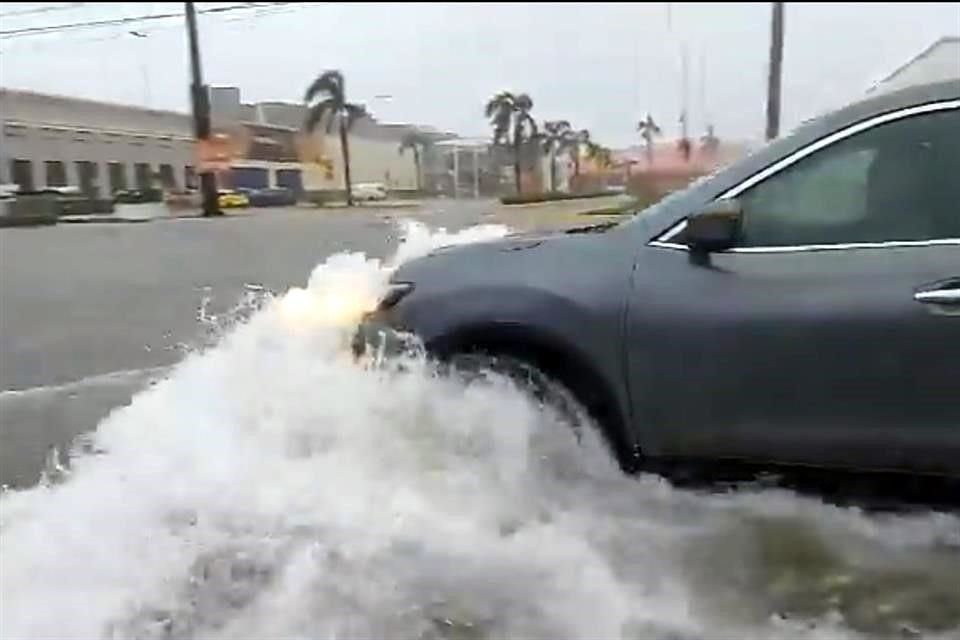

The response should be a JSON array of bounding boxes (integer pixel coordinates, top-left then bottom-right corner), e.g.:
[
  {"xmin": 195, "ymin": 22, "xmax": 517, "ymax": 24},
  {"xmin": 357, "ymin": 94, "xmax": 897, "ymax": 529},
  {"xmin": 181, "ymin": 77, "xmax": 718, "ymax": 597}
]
[
  {"xmin": 500, "ymin": 191, "xmax": 614, "ymax": 205},
  {"xmin": 113, "ymin": 189, "xmax": 162, "ymax": 204}
]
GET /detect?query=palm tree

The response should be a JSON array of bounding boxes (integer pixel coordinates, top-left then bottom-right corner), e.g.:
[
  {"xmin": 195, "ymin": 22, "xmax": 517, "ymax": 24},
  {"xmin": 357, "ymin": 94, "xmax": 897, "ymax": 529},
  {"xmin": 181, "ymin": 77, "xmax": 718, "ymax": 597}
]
[
  {"xmin": 485, "ymin": 91, "xmax": 537, "ymax": 194},
  {"xmin": 398, "ymin": 131, "xmax": 430, "ymax": 192},
  {"xmin": 700, "ymin": 123, "xmax": 720, "ymax": 154},
  {"xmin": 303, "ymin": 70, "xmax": 367, "ymax": 206},
  {"xmin": 586, "ymin": 142, "xmax": 613, "ymax": 170},
  {"xmin": 567, "ymin": 128, "xmax": 591, "ymax": 178},
  {"xmin": 541, "ymin": 119, "xmax": 573, "ymax": 192},
  {"xmin": 636, "ymin": 113, "xmax": 662, "ymax": 167}
]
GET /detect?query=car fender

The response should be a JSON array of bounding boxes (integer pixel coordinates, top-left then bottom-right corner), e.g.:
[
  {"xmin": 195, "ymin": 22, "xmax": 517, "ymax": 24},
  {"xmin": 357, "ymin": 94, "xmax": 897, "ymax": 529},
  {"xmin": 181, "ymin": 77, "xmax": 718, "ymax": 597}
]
[{"xmin": 394, "ymin": 285, "xmax": 635, "ymax": 459}]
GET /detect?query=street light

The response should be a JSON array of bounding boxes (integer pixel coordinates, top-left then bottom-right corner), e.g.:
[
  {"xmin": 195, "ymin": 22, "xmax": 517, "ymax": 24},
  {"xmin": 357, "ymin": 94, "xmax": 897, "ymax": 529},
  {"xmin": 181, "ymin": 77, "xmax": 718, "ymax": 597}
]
[
  {"xmin": 364, "ymin": 94, "xmax": 393, "ymax": 120},
  {"xmin": 128, "ymin": 30, "xmax": 150, "ymax": 107}
]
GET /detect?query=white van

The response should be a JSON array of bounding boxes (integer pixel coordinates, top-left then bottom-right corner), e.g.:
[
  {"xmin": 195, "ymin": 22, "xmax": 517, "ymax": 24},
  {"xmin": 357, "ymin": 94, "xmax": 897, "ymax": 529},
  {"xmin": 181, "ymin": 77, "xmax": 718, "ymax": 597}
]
[{"xmin": 353, "ymin": 183, "xmax": 388, "ymax": 202}]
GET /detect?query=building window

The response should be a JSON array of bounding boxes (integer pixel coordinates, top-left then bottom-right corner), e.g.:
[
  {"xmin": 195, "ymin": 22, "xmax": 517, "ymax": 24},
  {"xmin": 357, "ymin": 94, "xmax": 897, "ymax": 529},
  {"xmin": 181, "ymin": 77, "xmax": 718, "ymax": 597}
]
[
  {"xmin": 185, "ymin": 166, "xmax": 197, "ymax": 189},
  {"xmin": 45, "ymin": 161, "xmax": 67, "ymax": 187},
  {"xmin": 108, "ymin": 162, "xmax": 127, "ymax": 193},
  {"xmin": 10, "ymin": 159, "xmax": 34, "ymax": 192},
  {"xmin": 134, "ymin": 163, "xmax": 151, "ymax": 190},
  {"xmin": 230, "ymin": 166, "xmax": 269, "ymax": 190},
  {"xmin": 75, "ymin": 161, "xmax": 100, "ymax": 197},
  {"xmin": 275, "ymin": 168, "xmax": 303, "ymax": 195},
  {"xmin": 158, "ymin": 164, "xmax": 177, "ymax": 189}
]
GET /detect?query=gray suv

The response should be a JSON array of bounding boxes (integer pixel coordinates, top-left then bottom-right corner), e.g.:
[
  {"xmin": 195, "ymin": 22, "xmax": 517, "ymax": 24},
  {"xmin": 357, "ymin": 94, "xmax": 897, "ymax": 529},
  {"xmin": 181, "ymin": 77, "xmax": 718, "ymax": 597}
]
[{"xmin": 356, "ymin": 80, "xmax": 960, "ymax": 477}]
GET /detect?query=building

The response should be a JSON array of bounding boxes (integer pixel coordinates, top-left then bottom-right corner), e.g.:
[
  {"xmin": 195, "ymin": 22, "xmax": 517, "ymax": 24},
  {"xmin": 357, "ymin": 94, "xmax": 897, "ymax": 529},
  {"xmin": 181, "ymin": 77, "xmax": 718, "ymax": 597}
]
[
  {"xmin": 0, "ymin": 89, "xmax": 194, "ymax": 196},
  {"xmin": 0, "ymin": 85, "xmax": 447, "ymax": 198},
  {"xmin": 207, "ymin": 86, "xmax": 426, "ymax": 197},
  {"xmin": 868, "ymin": 36, "xmax": 960, "ymax": 95}
]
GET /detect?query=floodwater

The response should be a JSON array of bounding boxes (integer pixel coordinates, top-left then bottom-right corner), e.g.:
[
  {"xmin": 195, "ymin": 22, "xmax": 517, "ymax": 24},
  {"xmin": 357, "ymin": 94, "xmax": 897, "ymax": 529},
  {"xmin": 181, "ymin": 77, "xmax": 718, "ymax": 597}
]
[{"xmin": 1, "ymin": 221, "xmax": 958, "ymax": 640}]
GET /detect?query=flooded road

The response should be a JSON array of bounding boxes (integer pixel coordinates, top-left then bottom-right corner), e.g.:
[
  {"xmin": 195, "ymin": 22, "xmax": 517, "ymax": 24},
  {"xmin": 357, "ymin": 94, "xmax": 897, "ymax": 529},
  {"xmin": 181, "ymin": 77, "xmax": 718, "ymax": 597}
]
[
  {"xmin": 1, "ymin": 208, "xmax": 958, "ymax": 639},
  {"xmin": 0, "ymin": 203, "xmax": 491, "ymax": 487}
]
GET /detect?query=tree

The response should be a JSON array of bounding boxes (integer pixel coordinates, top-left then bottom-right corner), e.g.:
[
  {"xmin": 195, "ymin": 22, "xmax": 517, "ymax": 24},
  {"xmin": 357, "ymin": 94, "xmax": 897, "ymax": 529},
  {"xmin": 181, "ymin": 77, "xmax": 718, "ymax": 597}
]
[
  {"xmin": 586, "ymin": 142, "xmax": 613, "ymax": 170},
  {"xmin": 700, "ymin": 123, "xmax": 720, "ymax": 155},
  {"xmin": 398, "ymin": 131, "xmax": 430, "ymax": 192},
  {"xmin": 567, "ymin": 129, "xmax": 591, "ymax": 178},
  {"xmin": 541, "ymin": 119, "xmax": 573, "ymax": 192},
  {"xmin": 485, "ymin": 91, "xmax": 537, "ymax": 194},
  {"xmin": 636, "ymin": 113, "xmax": 662, "ymax": 167},
  {"xmin": 303, "ymin": 70, "xmax": 367, "ymax": 206}
]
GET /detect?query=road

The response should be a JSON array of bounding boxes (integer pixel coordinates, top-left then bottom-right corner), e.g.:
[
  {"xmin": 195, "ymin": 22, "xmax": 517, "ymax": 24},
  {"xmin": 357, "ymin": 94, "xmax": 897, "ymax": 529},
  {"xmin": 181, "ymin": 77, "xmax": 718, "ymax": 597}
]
[{"xmin": 0, "ymin": 201, "xmax": 498, "ymax": 486}]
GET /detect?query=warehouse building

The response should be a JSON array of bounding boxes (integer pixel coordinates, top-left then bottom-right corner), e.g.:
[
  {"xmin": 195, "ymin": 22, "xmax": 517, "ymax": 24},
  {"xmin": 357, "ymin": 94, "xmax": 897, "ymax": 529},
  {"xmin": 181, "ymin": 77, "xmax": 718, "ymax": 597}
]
[
  {"xmin": 206, "ymin": 86, "xmax": 424, "ymax": 196},
  {"xmin": 0, "ymin": 86, "xmax": 440, "ymax": 198},
  {"xmin": 0, "ymin": 89, "xmax": 194, "ymax": 195}
]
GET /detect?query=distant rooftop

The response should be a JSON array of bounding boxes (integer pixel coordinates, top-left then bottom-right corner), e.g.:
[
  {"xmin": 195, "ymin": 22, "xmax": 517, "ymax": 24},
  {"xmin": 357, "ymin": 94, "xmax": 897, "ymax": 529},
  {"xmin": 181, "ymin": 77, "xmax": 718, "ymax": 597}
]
[
  {"xmin": 868, "ymin": 36, "xmax": 960, "ymax": 94},
  {"xmin": 207, "ymin": 85, "xmax": 450, "ymax": 143}
]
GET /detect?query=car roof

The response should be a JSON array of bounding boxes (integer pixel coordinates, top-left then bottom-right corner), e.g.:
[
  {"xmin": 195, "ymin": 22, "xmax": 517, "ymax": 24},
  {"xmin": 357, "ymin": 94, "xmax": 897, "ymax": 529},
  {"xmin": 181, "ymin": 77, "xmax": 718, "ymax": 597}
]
[
  {"xmin": 639, "ymin": 80, "xmax": 959, "ymax": 226},
  {"xmin": 804, "ymin": 79, "xmax": 957, "ymax": 135},
  {"xmin": 739, "ymin": 79, "xmax": 958, "ymax": 184},
  {"xmin": 628, "ymin": 79, "xmax": 959, "ymax": 237}
]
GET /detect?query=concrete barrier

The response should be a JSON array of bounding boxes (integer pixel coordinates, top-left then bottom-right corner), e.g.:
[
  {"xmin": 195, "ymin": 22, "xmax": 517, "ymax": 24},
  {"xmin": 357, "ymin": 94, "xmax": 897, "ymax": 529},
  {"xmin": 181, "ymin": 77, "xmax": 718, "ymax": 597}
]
[
  {"xmin": 0, "ymin": 194, "xmax": 59, "ymax": 227},
  {"xmin": 113, "ymin": 203, "xmax": 170, "ymax": 220}
]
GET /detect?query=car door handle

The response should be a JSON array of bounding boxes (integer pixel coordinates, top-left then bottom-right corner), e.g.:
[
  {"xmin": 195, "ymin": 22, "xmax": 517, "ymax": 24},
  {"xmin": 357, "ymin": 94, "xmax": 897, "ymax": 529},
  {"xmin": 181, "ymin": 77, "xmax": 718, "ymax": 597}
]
[{"xmin": 914, "ymin": 288, "xmax": 960, "ymax": 305}]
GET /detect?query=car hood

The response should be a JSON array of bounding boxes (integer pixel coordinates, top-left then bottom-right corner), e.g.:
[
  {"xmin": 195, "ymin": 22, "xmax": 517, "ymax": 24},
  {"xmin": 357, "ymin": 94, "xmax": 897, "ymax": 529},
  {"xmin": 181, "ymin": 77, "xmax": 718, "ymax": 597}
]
[
  {"xmin": 393, "ymin": 219, "xmax": 629, "ymax": 287},
  {"xmin": 424, "ymin": 219, "xmax": 621, "ymax": 257}
]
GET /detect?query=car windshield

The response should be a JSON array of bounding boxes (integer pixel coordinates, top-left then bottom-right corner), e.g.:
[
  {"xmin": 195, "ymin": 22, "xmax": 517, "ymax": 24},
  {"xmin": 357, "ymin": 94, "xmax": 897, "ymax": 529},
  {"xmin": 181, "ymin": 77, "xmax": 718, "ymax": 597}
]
[{"xmin": 2, "ymin": 4, "xmax": 959, "ymax": 639}]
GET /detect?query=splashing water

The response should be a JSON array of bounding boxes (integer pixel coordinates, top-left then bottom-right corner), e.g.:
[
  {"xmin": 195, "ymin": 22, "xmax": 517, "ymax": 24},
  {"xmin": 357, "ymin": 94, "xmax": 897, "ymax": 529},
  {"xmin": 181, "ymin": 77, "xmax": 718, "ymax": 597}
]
[{"xmin": 2, "ymin": 221, "xmax": 959, "ymax": 640}]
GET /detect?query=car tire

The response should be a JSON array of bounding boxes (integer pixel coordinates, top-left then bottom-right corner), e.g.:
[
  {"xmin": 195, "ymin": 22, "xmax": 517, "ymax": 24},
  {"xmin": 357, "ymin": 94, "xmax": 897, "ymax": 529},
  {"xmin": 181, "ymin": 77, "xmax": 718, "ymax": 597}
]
[{"xmin": 444, "ymin": 352, "xmax": 592, "ymax": 436}]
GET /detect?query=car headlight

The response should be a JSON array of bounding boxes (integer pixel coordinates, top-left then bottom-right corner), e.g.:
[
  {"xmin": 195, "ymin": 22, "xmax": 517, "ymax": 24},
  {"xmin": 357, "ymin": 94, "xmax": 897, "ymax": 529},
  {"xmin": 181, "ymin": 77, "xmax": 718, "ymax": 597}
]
[{"xmin": 377, "ymin": 282, "xmax": 414, "ymax": 310}]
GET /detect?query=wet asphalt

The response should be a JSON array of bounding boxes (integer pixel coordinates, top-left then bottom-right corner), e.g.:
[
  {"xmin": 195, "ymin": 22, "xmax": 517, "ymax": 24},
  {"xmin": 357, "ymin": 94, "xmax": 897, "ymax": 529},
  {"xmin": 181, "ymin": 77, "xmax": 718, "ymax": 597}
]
[{"xmin": 0, "ymin": 201, "xmax": 494, "ymax": 487}]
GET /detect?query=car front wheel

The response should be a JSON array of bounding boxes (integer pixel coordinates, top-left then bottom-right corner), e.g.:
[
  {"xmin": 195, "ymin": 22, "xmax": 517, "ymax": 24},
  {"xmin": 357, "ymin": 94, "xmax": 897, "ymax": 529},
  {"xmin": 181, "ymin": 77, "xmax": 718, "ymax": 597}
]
[{"xmin": 444, "ymin": 352, "xmax": 592, "ymax": 437}]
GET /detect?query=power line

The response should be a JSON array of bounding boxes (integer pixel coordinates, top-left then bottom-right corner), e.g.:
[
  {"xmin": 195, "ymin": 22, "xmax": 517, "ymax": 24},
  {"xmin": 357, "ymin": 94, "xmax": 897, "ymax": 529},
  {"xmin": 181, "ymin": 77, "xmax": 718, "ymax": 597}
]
[
  {"xmin": 1, "ymin": 10, "xmax": 182, "ymax": 38},
  {"xmin": 0, "ymin": 3, "xmax": 85, "ymax": 19},
  {"xmin": 0, "ymin": 3, "xmax": 309, "ymax": 54},
  {"xmin": 0, "ymin": 3, "xmax": 292, "ymax": 39}
]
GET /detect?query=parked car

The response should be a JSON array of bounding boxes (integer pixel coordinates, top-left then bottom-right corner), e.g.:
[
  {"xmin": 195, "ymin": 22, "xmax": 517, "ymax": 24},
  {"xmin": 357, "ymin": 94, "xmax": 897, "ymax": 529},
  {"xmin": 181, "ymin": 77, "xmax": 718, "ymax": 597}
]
[
  {"xmin": 355, "ymin": 79, "xmax": 960, "ymax": 477},
  {"xmin": 0, "ymin": 183, "xmax": 19, "ymax": 200},
  {"xmin": 164, "ymin": 189, "xmax": 201, "ymax": 209},
  {"xmin": 243, "ymin": 187, "xmax": 297, "ymax": 207},
  {"xmin": 217, "ymin": 189, "xmax": 250, "ymax": 209},
  {"xmin": 353, "ymin": 183, "xmax": 388, "ymax": 202}
]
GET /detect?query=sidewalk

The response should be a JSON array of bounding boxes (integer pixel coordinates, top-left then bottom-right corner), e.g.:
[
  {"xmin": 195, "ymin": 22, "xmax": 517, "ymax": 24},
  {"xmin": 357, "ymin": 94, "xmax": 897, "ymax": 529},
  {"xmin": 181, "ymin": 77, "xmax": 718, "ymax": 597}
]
[
  {"xmin": 60, "ymin": 203, "xmax": 171, "ymax": 224},
  {"xmin": 485, "ymin": 194, "xmax": 635, "ymax": 231},
  {"xmin": 23, "ymin": 195, "xmax": 638, "ymax": 229}
]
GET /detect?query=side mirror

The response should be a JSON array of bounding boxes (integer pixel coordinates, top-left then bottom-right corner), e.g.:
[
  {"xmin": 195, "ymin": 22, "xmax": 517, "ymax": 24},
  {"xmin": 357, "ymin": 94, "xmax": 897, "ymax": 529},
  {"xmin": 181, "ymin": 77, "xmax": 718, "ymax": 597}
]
[{"xmin": 686, "ymin": 198, "xmax": 742, "ymax": 252}]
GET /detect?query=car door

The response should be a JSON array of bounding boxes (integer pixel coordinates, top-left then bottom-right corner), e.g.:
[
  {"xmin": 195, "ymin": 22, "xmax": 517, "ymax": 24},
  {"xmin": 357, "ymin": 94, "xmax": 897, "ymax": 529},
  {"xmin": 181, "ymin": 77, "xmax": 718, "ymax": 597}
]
[{"xmin": 627, "ymin": 101, "xmax": 960, "ymax": 475}]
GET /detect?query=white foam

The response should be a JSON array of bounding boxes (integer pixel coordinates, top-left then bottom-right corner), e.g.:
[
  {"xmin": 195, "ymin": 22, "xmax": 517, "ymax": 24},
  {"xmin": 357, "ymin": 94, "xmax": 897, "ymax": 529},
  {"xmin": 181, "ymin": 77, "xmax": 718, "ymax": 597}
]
[{"xmin": 1, "ymin": 220, "xmax": 956, "ymax": 640}]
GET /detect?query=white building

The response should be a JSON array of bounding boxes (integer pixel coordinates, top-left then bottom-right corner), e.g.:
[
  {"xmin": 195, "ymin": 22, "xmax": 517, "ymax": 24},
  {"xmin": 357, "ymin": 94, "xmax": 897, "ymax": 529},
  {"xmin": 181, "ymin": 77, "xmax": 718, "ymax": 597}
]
[
  {"xmin": 208, "ymin": 86, "xmax": 421, "ymax": 195},
  {"xmin": 868, "ymin": 36, "xmax": 960, "ymax": 95},
  {"xmin": 0, "ymin": 89, "xmax": 194, "ymax": 195},
  {"xmin": 0, "ymin": 85, "xmax": 439, "ymax": 197}
]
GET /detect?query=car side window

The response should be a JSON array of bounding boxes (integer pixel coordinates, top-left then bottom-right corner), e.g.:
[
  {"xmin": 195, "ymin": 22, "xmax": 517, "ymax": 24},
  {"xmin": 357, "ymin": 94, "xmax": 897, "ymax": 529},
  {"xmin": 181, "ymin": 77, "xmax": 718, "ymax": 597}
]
[{"xmin": 737, "ymin": 107, "xmax": 960, "ymax": 247}]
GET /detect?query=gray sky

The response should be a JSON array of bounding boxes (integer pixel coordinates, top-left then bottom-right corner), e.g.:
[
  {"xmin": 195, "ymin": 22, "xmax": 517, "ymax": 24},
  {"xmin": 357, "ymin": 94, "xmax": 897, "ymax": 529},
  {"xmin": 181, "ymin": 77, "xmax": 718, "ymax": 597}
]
[{"xmin": 1, "ymin": 2, "xmax": 957, "ymax": 147}]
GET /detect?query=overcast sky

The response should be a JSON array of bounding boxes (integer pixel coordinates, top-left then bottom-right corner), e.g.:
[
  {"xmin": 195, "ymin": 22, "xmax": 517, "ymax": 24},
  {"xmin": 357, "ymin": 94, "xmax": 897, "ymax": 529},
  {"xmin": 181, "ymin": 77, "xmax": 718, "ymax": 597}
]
[{"xmin": 1, "ymin": 2, "xmax": 957, "ymax": 146}]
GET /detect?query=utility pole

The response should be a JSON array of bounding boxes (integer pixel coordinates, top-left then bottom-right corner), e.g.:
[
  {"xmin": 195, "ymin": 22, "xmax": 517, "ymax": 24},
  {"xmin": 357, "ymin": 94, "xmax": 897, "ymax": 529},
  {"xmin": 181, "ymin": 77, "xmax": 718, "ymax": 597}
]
[
  {"xmin": 185, "ymin": 1, "xmax": 220, "ymax": 216},
  {"xmin": 765, "ymin": 1, "xmax": 784, "ymax": 141},
  {"xmin": 472, "ymin": 147, "xmax": 480, "ymax": 198},
  {"xmin": 452, "ymin": 146, "xmax": 459, "ymax": 199},
  {"xmin": 680, "ymin": 43, "xmax": 689, "ymax": 141}
]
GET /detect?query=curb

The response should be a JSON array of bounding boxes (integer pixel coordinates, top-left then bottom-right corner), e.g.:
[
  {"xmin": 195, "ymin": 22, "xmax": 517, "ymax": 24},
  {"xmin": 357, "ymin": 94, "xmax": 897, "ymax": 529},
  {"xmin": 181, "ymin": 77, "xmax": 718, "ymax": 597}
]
[
  {"xmin": 0, "ymin": 215, "xmax": 58, "ymax": 228},
  {"xmin": 59, "ymin": 216, "xmax": 153, "ymax": 224}
]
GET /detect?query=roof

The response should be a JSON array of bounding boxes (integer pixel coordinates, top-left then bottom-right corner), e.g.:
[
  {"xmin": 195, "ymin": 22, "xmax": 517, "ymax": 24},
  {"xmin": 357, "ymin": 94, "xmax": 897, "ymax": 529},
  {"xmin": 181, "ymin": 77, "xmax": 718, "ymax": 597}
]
[
  {"xmin": 0, "ymin": 87, "xmax": 192, "ymax": 136},
  {"xmin": 0, "ymin": 87, "xmax": 189, "ymax": 119},
  {"xmin": 630, "ymin": 77, "xmax": 960, "ymax": 235},
  {"xmin": 869, "ymin": 36, "xmax": 960, "ymax": 94}
]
